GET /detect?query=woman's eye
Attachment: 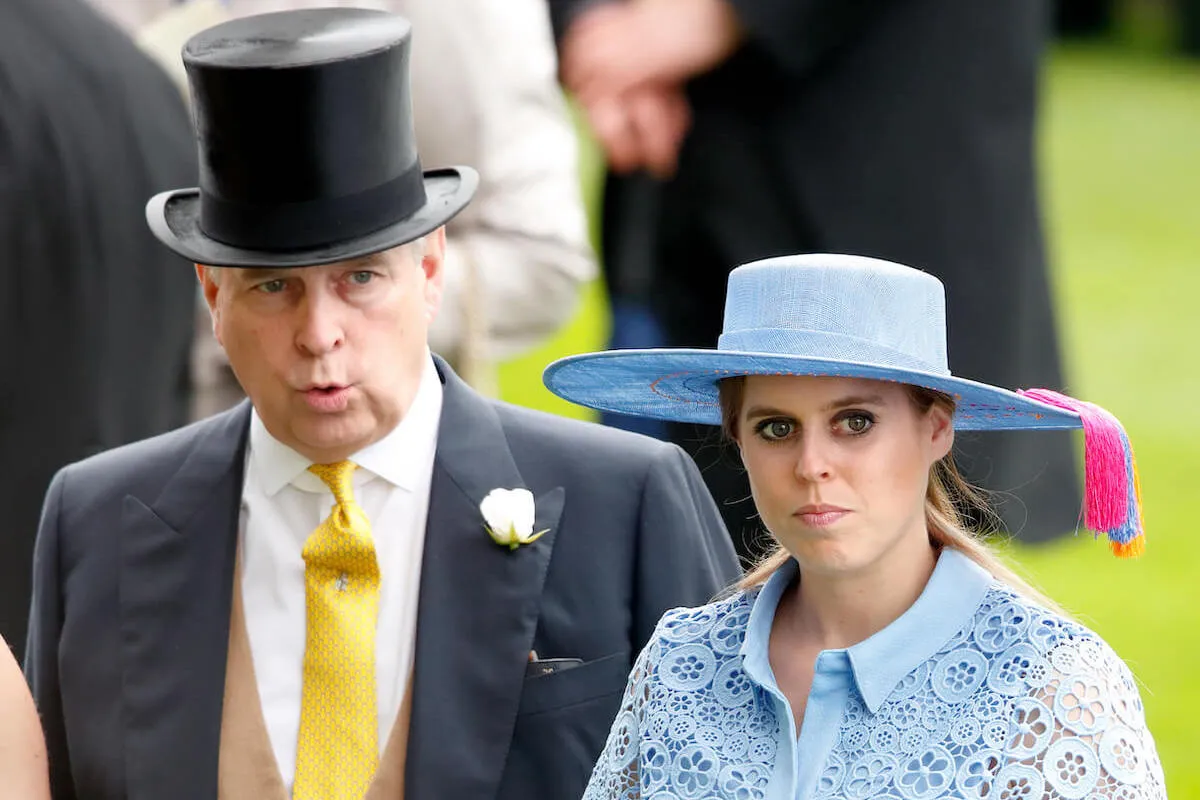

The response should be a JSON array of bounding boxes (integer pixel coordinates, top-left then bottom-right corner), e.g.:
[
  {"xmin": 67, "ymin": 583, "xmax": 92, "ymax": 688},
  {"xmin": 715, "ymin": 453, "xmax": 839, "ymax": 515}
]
[
  {"xmin": 757, "ymin": 419, "xmax": 795, "ymax": 441},
  {"xmin": 256, "ymin": 279, "xmax": 287, "ymax": 294},
  {"xmin": 838, "ymin": 413, "xmax": 874, "ymax": 435},
  {"xmin": 349, "ymin": 271, "xmax": 375, "ymax": 285}
]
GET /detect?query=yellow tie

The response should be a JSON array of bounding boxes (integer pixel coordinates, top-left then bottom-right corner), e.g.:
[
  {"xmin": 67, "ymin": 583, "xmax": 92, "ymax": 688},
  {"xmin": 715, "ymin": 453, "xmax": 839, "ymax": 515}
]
[{"xmin": 294, "ymin": 461, "xmax": 380, "ymax": 800}]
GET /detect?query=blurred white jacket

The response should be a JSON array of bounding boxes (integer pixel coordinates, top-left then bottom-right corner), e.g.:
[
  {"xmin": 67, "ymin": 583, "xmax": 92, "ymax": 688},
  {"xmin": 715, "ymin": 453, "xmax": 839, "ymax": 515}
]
[{"xmin": 90, "ymin": 0, "xmax": 596, "ymax": 399}]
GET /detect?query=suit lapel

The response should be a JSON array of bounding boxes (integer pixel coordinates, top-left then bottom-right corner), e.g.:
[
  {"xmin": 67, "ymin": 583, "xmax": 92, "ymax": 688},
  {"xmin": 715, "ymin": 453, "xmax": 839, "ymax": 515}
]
[
  {"xmin": 405, "ymin": 360, "xmax": 565, "ymax": 800},
  {"xmin": 120, "ymin": 403, "xmax": 250, "ymax": 800}
]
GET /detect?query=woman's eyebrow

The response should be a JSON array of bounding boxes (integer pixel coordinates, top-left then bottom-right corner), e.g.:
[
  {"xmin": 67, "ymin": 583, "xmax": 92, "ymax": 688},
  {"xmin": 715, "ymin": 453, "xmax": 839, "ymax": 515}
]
[
  {"xmin": 820, "ymin": 394, "xmax": 886, "ymax": 412},
  {"xmin": 744, "ymin": 394, "xmax": 887, "ymax": 420},
  {"xmin": 743, "ymin": 404, "xmax": 791, "ymax": 420}
]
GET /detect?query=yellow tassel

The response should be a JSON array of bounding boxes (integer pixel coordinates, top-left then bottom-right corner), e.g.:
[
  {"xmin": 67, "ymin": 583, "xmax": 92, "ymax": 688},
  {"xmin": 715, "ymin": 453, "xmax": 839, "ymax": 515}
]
[
  {"xmin": 1113, "ymin": 454, "xmax": 1147, "ymax": 559},
  {"xmin": 1111, "ymin": 534, "xmax": 1145, "ymax": 558}
]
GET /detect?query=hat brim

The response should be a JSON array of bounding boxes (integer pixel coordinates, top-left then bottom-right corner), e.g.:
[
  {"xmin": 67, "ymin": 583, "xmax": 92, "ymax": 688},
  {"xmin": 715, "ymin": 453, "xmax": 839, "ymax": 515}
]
[
  {"xmin": 145, "ymin": 166, "xmax": 478, "ymax": 267},
  {"xmin": 543, "ymin": 349, "xmax": 1084, "ymax": 431}
]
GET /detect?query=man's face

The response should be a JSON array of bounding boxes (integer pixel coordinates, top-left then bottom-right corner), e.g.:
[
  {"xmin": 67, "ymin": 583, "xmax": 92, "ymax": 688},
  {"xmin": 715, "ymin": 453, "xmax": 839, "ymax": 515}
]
[{"xmin": 198, "ymin": 230, "xmax": 445, "ymax": 463}]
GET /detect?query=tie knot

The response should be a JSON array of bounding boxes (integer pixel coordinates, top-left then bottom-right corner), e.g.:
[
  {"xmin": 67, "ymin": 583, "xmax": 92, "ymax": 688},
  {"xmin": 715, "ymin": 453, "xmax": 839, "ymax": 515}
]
[{"xmin": 308, "ymin": 460, "xmax": 358, "ymax": 506}]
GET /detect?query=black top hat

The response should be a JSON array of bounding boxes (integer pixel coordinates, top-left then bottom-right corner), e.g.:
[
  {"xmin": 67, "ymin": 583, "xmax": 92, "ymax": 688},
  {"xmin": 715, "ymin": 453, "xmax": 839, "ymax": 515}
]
[{"xmin": 146, "ymin": 8, "xmax": 477, "ymax": 267}]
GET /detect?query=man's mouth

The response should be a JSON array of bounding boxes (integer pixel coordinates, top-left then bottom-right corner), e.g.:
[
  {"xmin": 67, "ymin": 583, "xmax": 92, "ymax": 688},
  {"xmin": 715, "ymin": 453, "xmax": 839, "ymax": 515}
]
[{"xmin": 301, "ymin": 384, "xmax": 353, "ymax": 412}]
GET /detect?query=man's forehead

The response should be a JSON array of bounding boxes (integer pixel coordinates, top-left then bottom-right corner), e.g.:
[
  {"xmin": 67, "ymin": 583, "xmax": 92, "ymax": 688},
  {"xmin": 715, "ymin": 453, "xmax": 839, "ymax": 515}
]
[{"xmin": 229, "ymin": 251, "xmax": 396, "ymax": 278}]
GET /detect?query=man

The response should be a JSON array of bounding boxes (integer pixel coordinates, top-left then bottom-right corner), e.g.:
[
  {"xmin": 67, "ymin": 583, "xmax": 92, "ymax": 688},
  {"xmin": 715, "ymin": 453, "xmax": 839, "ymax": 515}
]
[
  {"xmin": 87, "ymin": 0, "xmax": 597, "ymax": 409},
  {"xmin": 0, "ymin": 0, "xmax": 197, "ymax": 660},
  {"xmin": 24, "ymin": 9, "xmax": 739, "ymax": 800},
  {"xmin": 548, "ymin": 0, "xmax": 1083, "ymax": 558}
]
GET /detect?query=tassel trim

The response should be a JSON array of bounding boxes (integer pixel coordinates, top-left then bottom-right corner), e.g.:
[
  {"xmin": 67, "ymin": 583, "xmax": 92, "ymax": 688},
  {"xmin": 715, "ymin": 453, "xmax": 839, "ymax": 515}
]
[{"xmin": 1017, "ymin": 388, "xmax": 1145, "ymax": 558}]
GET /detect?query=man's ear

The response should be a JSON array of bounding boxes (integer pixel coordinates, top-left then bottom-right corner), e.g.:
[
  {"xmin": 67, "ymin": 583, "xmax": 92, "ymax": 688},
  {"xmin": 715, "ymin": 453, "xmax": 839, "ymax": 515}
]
[
  {"xmin": 196, "ymin": 264, "xmax": 223, "ymax": 344},
  {"xmin": 419, "ymin": 227, "xmax": 447, "ymax": 322}
]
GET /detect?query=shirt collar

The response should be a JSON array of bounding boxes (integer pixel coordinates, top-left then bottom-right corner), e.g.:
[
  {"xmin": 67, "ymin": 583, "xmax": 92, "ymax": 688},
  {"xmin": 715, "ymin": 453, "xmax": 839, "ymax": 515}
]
[
  {"xmin": 248, "ymin": 353, "xmax": 444, "ymax": 496},
  {"xmin": 740, "ymin": 547, "xmax": 994, "ymax": 714}
]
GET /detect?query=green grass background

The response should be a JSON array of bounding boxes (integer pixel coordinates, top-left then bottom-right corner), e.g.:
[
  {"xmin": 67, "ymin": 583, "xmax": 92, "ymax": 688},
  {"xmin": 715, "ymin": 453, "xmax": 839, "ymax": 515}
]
[{"xmin": 497, "ymin": 45, "xmax": 1200, "ymax": 795}]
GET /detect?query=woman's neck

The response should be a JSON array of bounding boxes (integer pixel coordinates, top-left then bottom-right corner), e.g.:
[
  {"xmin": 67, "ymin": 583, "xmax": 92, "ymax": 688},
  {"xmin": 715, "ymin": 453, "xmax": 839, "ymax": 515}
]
[{"xmin": 781, "ymin": 534, "xmax": 939, "ymax": 652}]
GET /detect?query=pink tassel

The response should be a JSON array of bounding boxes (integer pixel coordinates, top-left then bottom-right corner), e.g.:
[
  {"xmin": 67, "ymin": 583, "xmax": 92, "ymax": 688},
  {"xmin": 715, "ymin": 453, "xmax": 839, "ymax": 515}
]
[{"xmin": 1017, "ymin": 388, "xmax": 1144, "ymax": 556}]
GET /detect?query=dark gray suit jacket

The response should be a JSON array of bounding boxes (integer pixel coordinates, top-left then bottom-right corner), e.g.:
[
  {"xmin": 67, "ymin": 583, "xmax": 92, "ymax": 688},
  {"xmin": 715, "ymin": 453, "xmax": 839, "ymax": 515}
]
[{"xmin": 25, "ymin": 359, "xmax": 740, "ymax": 800}]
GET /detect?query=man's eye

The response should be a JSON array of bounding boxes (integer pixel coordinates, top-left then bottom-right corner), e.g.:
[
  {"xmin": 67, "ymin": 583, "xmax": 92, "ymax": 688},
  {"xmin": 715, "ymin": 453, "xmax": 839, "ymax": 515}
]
[
  {"xmin": 349, "ymin": 271, "xmax": 375, "ymax": 285},
  {"xmin": 256, "ymin": 279, "xmax": 287, "ymax": 294},
  {"xmin": 755, "ymin": 419, "xmax": 794, "ymax": 441}
]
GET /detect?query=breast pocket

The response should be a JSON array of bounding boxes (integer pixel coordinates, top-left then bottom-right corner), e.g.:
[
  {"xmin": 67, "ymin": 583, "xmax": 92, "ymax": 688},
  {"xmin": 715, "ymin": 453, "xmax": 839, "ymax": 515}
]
[{"xmin": 516, "ymin": 650, "xmax": 631, "ymax": 717}]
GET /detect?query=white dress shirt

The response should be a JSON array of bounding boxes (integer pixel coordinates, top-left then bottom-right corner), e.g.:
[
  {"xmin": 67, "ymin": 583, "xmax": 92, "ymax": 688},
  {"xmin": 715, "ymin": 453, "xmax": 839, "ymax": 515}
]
[{"xmin": 239, "ymin": 356, "xmax": 442, "ymax": 788}]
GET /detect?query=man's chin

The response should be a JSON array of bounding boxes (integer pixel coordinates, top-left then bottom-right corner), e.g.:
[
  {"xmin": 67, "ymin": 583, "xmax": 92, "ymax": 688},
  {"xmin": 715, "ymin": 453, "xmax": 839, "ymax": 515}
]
[{"xmin": 288, "ymin": 415, "xmax": 376, "ymax": 463}]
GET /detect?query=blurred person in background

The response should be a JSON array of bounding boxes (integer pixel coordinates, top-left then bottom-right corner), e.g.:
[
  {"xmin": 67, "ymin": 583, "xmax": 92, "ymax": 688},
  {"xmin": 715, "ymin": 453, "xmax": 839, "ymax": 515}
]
[
  {"xmin": 88, "ymin": 0, "xmax": 597, "ymax": 414},
  {"xmin": 0, "ymin": 0, "xmax": 197, "ymax": 661},
  {"xmin": 549, "ymin": 0, "xmax": 1084, "ymax": 563}
]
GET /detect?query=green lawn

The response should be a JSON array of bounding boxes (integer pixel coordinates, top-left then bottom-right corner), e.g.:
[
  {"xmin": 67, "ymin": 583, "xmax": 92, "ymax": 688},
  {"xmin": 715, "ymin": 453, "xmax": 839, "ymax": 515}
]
[
  {"xmin": 1011, "ymin": 44, "xmax": 1200, "ymax": 796},
  {"xmin": 498, "ymin": 45, "xmax": 1200, "ymax": 794}
]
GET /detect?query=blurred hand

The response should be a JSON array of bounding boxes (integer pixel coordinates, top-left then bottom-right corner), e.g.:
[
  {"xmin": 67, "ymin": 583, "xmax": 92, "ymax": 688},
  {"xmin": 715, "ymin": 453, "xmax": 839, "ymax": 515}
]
[
  {"xmin": 563, "ymin": 0, "xmax": 736, "ymax": 176},
  {"xmin": 561, "ymin": 0, "xmax": 743, "ymax": 100},
  {"xmin": 581, "ymin": 83, "xmax": 692, "ymax": 178}
]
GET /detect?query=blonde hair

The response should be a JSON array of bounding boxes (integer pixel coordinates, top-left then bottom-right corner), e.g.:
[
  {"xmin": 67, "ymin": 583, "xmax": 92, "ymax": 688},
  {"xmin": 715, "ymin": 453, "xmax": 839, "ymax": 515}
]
[{"xmin": 720, "ymin": 376, "xmax": 1062, "ymax": 612}]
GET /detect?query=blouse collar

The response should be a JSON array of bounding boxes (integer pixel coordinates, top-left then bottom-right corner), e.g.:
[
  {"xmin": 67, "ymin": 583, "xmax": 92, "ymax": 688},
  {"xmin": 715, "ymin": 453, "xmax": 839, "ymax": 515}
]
[{"xmin": 739, "ymin": 547, "xmax": 994, "ymax": 714}]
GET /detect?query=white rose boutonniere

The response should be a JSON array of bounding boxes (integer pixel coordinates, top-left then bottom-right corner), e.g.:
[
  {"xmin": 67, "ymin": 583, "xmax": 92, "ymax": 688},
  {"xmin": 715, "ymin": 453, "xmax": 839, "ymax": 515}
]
[{"xmin": 481, "ymin": 488, "xmax": 548, "ymax": 550}]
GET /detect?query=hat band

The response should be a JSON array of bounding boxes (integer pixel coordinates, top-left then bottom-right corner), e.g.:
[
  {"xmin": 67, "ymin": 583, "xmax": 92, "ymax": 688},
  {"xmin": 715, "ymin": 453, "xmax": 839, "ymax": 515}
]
[
  {"xmin": 716, "ymin": 328, "xmax": 949, "ymax": 376},
  {"xmin": 198, "ymin": 161, "xmax": 427, "ymax": 251}
]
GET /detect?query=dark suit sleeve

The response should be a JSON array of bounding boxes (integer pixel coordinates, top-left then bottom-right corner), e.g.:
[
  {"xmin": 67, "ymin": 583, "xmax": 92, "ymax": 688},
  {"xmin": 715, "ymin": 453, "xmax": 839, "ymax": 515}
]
[
  {"xmin": 723, "ymin": 0, "xmax": 882, "ymax": 76},
  {"xmin": 632, "ymin": 444, "xmax": 740, "ymax": 650},
  {"xmin": 23, "ymin": 469, "xmax": 76, "ymax": 800}
]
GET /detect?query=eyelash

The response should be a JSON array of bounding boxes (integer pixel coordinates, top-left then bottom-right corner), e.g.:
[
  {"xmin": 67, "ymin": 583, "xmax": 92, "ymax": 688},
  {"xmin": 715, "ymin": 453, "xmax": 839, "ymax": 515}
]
[{"xmin": 752, "ymin": 411, "xmax": 876, "ymax": 443}]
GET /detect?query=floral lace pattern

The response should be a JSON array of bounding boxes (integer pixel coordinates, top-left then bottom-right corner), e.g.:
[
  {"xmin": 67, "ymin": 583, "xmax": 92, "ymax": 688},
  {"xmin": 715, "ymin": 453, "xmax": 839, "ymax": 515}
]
[{"xmin": 584, "ymin": 585, "xmax": 1166, "ymax": 800}]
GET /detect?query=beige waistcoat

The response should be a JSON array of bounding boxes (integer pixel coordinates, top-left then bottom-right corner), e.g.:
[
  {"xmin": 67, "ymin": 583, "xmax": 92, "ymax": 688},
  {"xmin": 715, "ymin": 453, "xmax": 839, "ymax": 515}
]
[{"xmin": 217, "ymin": 578, "xmax": 413, "ymax": 799}]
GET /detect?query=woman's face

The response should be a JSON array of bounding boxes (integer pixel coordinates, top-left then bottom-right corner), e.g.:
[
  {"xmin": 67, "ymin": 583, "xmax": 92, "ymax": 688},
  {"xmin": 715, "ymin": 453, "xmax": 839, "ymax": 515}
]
[{"xmin": 735, "ymin": 375, "xmax": 953, "ymax": 579}]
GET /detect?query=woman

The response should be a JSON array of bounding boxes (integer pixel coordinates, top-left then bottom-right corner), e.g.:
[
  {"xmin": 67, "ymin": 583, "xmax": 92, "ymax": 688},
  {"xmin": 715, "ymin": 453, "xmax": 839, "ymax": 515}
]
[
  {"xmin": 544, "ymin": 254, "xmax": 1165, "ymax": 799},
  {"xmin": 0, "ymin": 639, "xmax": 50, "ymax": 799}
]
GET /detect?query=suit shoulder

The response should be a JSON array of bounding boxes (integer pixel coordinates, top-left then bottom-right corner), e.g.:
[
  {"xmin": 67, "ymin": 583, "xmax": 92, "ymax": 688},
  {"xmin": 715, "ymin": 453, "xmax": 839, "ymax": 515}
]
[
  {"xmin": 491, "ymin": 400, "xmax": 686, "ymax": 462},
  {"xmin": 55, "ymin": 408, "xmax": 246, "ymax": 509}
]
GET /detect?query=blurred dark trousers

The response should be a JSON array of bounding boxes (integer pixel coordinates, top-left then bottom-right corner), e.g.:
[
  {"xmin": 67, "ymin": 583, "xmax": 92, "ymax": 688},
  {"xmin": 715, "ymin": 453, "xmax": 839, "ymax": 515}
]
[{"xmin": 599, "ymin": 302, "xmax": 670, "ymax": 440}]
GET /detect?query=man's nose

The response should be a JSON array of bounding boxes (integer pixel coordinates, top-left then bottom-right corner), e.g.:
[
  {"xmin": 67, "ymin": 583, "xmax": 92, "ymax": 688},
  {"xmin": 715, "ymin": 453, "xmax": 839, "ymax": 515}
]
[{"xmin": 294, "ymin": 291, "xmax": 345, "ymax": 356}]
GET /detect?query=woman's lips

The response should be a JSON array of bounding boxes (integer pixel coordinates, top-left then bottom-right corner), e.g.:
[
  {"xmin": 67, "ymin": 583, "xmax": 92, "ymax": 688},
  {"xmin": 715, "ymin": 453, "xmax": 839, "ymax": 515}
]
[{"xmin": 795, "ymin": 505, "xmax": 850, "ymax": 527}]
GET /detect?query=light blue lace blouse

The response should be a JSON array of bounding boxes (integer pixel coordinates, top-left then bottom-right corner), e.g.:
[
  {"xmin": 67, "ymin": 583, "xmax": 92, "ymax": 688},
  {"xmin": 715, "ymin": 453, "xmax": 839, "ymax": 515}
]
[{"xmin": 584, "ymin": 548, "xmax": 1166, "ymax": 799}]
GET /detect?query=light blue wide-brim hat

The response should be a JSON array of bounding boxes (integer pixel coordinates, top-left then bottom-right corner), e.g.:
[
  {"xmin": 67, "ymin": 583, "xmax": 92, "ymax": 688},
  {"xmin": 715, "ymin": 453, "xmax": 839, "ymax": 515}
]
[
  {"xmin": 544, "ymin": 253, "xmax": 1148, "ymax": 557},
  {"xmin": 544, "ymin": 254, "xmax": 1081, "ymax": 431}
]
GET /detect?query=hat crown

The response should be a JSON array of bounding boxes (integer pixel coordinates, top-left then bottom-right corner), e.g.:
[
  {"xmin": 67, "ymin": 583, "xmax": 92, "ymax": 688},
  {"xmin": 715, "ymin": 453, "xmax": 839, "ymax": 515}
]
[
  {"xmin": 718, "ymin": 254, "xmax": 950, "ymax": 375},
  {"xmin": 181, "ymin": 8, "xmax": 424, "ymax": 251},
  {"xmin": 184, "ymin": 9, "xmax": 409, "ymax": 68}
]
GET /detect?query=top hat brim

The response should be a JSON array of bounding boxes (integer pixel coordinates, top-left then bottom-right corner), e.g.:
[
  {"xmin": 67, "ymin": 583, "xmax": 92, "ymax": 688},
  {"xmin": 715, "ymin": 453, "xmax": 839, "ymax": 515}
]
[
  {"xmin": 146, "ymin": 166, "xmax": 478, "ymax": 267},
  {"xmin": 542, "ymin": 348, "xmax": 1085, "ymax": 432}
]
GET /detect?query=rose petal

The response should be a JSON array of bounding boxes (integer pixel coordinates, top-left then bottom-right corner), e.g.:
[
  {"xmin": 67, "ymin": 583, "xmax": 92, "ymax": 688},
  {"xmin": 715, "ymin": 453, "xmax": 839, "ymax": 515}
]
[
  {"xmin": 480, "ymin": 488, "xmax": 514, "ymax": 533},
  {"xmin": 509, "ymin": 488, "xmax": 535, "ymax": 537}
]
